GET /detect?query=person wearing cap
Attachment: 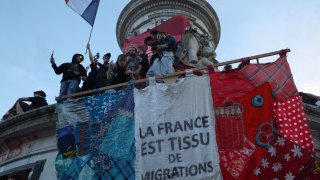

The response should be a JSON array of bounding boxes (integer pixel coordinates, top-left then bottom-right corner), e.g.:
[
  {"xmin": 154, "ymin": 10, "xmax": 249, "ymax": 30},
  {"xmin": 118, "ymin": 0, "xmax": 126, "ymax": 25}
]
[
  {"xmin": 2, "ymin": 90, "xmax": 48, "ymax": 120},
  {"xmin": 50, "ymin": 53, "xmax": 87, "ymax": 96}
]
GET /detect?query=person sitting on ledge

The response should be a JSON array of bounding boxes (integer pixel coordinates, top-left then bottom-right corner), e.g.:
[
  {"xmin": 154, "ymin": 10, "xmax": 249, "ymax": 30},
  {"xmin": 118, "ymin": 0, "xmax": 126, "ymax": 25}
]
[
  {"xmin": 146, "ymin": 30, "xmax": 176, "ymax": 78},
  {"xmin": 2, "ymin": 90, "xmax": 48, "ymax": 120}
]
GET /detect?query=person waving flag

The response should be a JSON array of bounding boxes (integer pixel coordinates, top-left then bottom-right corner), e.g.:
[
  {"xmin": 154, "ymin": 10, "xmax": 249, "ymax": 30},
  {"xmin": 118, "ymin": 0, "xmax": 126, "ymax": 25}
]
[{"xmin": 65, "ymin": 0, "xmax": 100, "ymax": 26}]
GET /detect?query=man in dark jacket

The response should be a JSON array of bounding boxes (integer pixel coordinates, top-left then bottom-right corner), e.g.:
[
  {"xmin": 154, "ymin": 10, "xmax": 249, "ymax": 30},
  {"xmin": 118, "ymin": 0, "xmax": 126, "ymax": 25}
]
[
  {"xmin": 50, "ymin": 53, "xmax": 87, "ymax": 96},
  {"xmin": 2, "ymin": 90, "xmax": 48, "ymax": 120}
]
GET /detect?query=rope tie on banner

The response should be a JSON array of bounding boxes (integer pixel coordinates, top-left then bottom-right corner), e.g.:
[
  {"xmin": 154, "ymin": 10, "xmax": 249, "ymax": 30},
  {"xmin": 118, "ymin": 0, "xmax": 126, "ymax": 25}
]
[
  {"xmin": 238, "ymin": 57, "xmax": 251, "ymax": 69},
  {"xmin": 279, "ymin": 49, "xmax": 288, "ymax": 58}
]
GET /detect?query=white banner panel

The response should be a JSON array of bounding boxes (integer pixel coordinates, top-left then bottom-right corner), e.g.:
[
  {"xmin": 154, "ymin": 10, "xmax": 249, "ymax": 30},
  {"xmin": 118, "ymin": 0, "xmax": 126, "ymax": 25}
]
[{"xmin": 134, "ymin": 76, "xmax": 222, "ymax": 180}]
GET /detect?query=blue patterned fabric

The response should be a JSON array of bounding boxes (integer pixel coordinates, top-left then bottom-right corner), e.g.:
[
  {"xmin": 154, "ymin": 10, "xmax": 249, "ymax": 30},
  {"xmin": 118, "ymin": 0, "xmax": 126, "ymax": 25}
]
[{"xmin": 55, "ymin": 86, "xmax": 135, "ymax": 180}]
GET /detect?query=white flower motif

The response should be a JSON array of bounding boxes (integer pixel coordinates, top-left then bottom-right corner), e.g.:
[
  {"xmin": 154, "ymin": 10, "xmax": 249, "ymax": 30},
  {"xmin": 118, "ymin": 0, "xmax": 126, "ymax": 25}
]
[
  {"xmin": 284, "ymin": 171, "xmax": 295, "ymax": 180},
  {"xmin": 284, "ymin": 153, "xmax": 291, "ymax": 161},
  {"xmin": 272, "ymin": 162, "xmax": 282, "ymax": 172},
  {"xmin": 291, "ymin": 145, "xmax": 303, "ymax": 158},
  {"xmin": 299, "ymin": 165, "xmax": 305, "ymax": 172},
  {"xmin": 254, "ymin": 167, "xmax": 261, "ymax": 176},
  {"xmin": 268, "ymin": 146, "xmax": 277, "ymax": 157},
  {"xmin": 275, "ymin": 136, "xmax": 286, "ymax": 147},
  {"xmin": 261, "ymin": 158, "xmax": 269, "ymax": 169}
]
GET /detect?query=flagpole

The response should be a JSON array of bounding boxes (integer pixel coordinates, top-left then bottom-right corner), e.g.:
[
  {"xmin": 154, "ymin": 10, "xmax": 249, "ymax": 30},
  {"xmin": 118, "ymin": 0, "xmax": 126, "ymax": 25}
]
[{"xmin": 85, "ymin": 26, "xmax": 94, "ymax": 54}]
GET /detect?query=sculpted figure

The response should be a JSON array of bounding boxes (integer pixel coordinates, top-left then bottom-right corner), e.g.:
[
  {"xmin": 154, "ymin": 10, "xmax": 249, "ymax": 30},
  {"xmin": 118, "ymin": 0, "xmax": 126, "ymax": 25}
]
[{"xmin": 176, "ymin": 27, "xmax": 218, "ymax": 69}]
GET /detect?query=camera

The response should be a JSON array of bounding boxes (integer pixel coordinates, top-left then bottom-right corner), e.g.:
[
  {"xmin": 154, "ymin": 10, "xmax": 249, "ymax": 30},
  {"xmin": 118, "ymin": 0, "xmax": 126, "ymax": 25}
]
[{"xmin": 94, "ymin": 52, "xmax": 100, "ymax": 60}]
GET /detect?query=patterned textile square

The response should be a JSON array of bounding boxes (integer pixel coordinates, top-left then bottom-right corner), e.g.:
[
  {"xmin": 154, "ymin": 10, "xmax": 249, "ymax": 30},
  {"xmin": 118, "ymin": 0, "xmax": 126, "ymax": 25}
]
[
  {"xmin": 215, "ymin": 102, "xmax": 244, "ymax": 150},
  {"xmin": 219, "ymin": 137, "xmax": 256, "ymax": 179},
  {"xmin": 75, "ymin": 122, "xmax": 90, "ymax": 156},
  {"xmin": 241, "ymin": 56, "xmax": 298, "ymax": 100},
  {"xmin": 209, "ymin": 70, "xmax": 255, "ymax": 106},
  {"xmin": 273, "ymin": 95, "xmax": 315, "ymax": 153},
  {"xmin": 55, "ymin": 86, "xmax": 135, "ymax": 180},
  {"xmin": 253, "ymin": 135, "xmax": 313, "ymax": 180},
  {"xmin": 57, "ymin": 134, "xmax": 76, "ymax": 158}
]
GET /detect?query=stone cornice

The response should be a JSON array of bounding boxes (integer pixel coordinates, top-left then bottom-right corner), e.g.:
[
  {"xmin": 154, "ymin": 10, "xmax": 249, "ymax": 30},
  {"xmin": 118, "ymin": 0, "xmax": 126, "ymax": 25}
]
[
  {"xmin": 0, "ymin": 105, "xmax": 56, "ymax": 139},
  {"xmin": 116, "ymin": 0, "xmax": 220, "ymax": 49}
]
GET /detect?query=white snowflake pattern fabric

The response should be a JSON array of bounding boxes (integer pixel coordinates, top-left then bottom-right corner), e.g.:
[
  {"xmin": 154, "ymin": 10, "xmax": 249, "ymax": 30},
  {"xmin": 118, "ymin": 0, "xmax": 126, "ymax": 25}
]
[{"xmin": 253, "ymin": 135, "xmax": 312, "ymax": 180}]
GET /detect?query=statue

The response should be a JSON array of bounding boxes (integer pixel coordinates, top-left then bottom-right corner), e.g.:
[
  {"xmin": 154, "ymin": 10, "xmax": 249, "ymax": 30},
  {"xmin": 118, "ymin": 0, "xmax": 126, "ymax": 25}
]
[{"xmin": 175, "ymin": 27, "xmax": 219, "ymax": 69}]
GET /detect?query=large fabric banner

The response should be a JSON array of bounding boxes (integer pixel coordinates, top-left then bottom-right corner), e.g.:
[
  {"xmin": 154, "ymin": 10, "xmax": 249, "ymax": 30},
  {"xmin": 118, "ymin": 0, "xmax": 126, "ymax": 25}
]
[
  {"xmin": 134, "ymin": 76, "xmax": 222, "ymax": 180},
  {"xmin": 55, "ymin": 86, "xmax": 135, "ymax": 179}
]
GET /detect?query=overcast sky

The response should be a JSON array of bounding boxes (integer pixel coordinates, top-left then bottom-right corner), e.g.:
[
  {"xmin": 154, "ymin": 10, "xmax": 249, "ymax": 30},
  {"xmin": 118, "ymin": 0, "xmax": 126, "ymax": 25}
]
[{"xmin": 0, "ymin": 0, "xmax": 319, "ymax": 117}]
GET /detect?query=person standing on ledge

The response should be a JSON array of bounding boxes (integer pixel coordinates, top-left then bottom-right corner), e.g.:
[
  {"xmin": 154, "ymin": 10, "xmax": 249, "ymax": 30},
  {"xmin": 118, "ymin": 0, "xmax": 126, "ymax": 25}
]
[{"xmin": 50, "ymin": 52, "xmax": 87, "ymax": 97}]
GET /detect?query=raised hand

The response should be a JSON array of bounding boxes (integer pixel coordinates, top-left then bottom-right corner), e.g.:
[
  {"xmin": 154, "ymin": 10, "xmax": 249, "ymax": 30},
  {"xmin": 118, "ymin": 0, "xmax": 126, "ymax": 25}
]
[{"xmin": 50, "ymin": 51, "xmax": 55, "ymax": 64}]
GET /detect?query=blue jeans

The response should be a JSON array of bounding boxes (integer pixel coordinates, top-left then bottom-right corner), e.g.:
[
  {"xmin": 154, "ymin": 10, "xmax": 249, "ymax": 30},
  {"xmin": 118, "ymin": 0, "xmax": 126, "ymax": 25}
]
[
  {"xmin": 59, "ymin": 80, "xmax": 80, "ymax": 96},
  {"xmin": 147, "ymin": 51, "xmax": 174, "ymax": 77}
]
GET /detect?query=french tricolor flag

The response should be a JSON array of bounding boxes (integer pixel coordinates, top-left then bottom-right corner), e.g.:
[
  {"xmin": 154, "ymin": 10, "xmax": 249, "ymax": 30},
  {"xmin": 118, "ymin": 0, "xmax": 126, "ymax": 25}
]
[{"xmin": 65, "ymin": 0, "xmax": 100, "ymax": 26}]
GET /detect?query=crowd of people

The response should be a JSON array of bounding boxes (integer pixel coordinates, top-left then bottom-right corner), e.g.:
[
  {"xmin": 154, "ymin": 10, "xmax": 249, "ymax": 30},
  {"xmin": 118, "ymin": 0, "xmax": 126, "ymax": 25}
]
[
  {"xmin": 1, "ymin": 29, "xmax": 177, "ymax": 120},
  {"xmin": 51, "ymin": 29, "xmax": 177, "ymax": 97}
]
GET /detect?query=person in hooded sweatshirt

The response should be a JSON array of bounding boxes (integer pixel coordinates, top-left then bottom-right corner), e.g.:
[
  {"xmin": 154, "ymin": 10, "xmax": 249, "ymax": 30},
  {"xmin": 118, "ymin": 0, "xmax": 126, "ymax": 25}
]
[{"xmin": 50, "ymin": 53, "xmax": 87, "ymax": 96}]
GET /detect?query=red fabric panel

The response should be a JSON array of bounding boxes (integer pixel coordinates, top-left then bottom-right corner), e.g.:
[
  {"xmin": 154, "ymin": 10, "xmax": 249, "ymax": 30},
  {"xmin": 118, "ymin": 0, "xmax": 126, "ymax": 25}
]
[
  {"xmin": 215, "ymin": 103, "xmax": 244, "ymax": 150},
  {"xmin": 218, "ymin": 83, "xmax": 276, "ymax": 180},
  {"xmin": 253, "ymin": 135, "xmax": 313, "ymax": 180},
  {"xmin": 273, "ymin": 95, "xmax": 315, "ymax": 154},
  {"xmin": 123, "ymin": 14, "xmax": 190, "ymax": 51},
  {"xmin": 241, "ymin": 56, "xmax": 299, "ymax": 100},
  {"xmin": 209, "ymin": 70, "xmax": 255, "ymax": 106},
  {"xmin": 241, "ymin": 83, "xmax": 275, "ymax": 150}
]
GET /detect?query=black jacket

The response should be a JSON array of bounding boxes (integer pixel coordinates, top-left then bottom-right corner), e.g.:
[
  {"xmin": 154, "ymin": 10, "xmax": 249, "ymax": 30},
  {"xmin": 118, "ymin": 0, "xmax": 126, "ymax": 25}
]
[
  {"xmin": 52, "ymin": 62, "xmax": 87, "ymax": 83},
  {"xmin": 110, "ymin": 65, "xmax": 132, "ymax": 85}
]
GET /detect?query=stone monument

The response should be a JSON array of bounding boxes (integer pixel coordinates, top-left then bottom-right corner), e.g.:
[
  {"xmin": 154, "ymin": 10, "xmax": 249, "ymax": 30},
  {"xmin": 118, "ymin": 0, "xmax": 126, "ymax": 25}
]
[{"xmin": 116, "ymin": 0, "xmax": 221, "ymax": 66}]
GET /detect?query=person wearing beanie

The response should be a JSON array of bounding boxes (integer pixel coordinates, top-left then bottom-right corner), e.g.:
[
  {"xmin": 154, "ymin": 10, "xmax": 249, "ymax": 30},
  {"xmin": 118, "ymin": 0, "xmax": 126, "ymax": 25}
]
[{"xmin": 50, "ymin": 52, "xmax": 87, "ymax": 97}]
